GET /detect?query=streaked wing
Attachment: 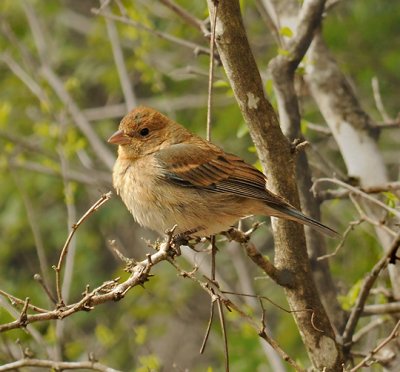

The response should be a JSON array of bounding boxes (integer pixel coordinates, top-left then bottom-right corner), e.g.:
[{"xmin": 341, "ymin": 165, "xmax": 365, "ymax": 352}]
[{"xmin": 155, "ymin": 143, "xmax": 279, "ymax": 203}]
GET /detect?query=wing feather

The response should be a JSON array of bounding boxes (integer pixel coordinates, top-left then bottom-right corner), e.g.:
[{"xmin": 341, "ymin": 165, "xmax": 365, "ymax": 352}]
[{"xmin": 154, "ymin": 143, "xmax": 275, "ymax": 202}]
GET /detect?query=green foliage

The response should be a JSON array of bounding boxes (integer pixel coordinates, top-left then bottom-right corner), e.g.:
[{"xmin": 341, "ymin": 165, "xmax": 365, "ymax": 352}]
[
  {"xmin": 338, "ymin": 280, "xmax": 362, "ymax": 311},
  {"xmin": 0, "ymin": 0, "xmax": 398, "ymax": 371},
  {"xmin": 280, "ymin": 26, "xmax": 293, "ymax": 38}
]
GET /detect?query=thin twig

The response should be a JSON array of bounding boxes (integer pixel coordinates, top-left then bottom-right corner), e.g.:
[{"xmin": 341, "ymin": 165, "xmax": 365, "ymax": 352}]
[
  {"xmin": 92, "ymin": 8, "xmax": 211, "ymax": 56},
  {"xmin": 352, "ymin": 317, "xmax": 388, "ymax": 344},
  {"xmin": 167, "ymin": 258, "xmax": 303, "ymax": 371},
  {"xmin": 226, "ymin": 229, "xmax": 289, "ymax": 287},
  {"xmin": 0, "ymin": 290, "xmax": 47, "ymax": 314},
  {"xmin": 0, "ymin": 358, "xmax": 121, "ymax": 372},
  {"xmin": 254, "ymin": 0, "xmax": 282, "ymax": 46},
  {"xmin": 362, "ymin": 302, "xmax": 400, "ymax": 316},
  {"xmin": 0, "ymin": 53, "xmax": 48, "ymax": 104},
  {"xmin": 58, "ymin": 113, "xmax": 78, "ymax": 306},
  {"xmin": 7, "ymin": 158, "xmax": 111, "ymax": 186},
  {"xmin": 40, "ymin": 65, "xmax": 115, "ymax": 170},
  {"xmin": 54, "ymin": 192, "xmax": 113, "ymax": 306},
  {"xmin": 217, "ymin": 298, "xmax": 229, "ymax": 372},
  {"xmin": 160, "ymin": 0, "xmax": 209, "ymax": 35},
  {"xmin": 221, "ymin": 291, "xmax": 292, "ymax": 313},
  {"xmin": 350, "ymin": 320, "xmax": 400, "ymax": 371},
  {"xmin": 200, "ymin": 300, "xmax": 215, "ymax": 354},
  {"xmin": 10, "ymin": 168, "xmax": 52, "ymax": 294},
  {"xmin": 206, "ymin": 1, "xmax": 219, "ymax": 141},
  {"xmin": 342, "ymin": 232, "xmax": 400, "ymax": 349},
  {"xmin": 200, "ymin": 235, "xmax": 217, "ymax": 354},
  {"xmin": 1, "ymin": 229, "xmax": 179, "ymax": 333},
  {"xmin": 33, "ymin": 274, "xmax": 57, "ymax": 304},
  {"xmin": 349, "ymin": 194, "xmax": 397, "ymax": 238},
  {"xmin": 316, "ymin": 181, "xmax": 400, "ymax": 201},
  {"xmin": 317, "ymin": 219, "xmax": 364, "ymax": 261},
  {"xmin": 312, "ymin": 178, "xmax": 400, "ymax": 218},
  {"xmin": 21, "ymin": 0, "xmax": 48, "ymax": 63},
  {"xmin": 371, "ymin": 76, "xmax": 391, "ymax": 123},
  {"xmin": 101, "ymin": 0, "xmax": 137, "ymax": 110}
]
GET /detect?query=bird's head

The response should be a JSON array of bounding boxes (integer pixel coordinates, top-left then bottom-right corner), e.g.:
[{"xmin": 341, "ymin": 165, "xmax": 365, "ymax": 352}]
[{"xmin": 108, "ymin": 106, "xmax": 191, "ymax": 159}]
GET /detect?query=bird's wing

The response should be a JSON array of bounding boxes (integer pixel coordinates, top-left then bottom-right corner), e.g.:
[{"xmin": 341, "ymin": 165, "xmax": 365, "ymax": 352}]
[{"xmin": 154, "ymin": 143, "xmax": 283, "ymax": 203}]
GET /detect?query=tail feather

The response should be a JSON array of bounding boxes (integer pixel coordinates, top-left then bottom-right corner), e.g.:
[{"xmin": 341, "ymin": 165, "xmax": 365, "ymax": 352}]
[{"xmin": 271, "ymin": 205, "xmax": 339, "ymax": 238}]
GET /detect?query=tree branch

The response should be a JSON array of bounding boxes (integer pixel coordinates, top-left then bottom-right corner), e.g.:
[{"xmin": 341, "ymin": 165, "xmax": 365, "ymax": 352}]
[
  {"xmin": 0, "ymin": 358, "xmax": 121, "ymax": 372},
  {"xmin": 341, "ymin": 233, "xmax": 400, "ymax": 350},
  {"xmin": 206, "ymin": 0, "xmax": 343, "ymax": 369}
]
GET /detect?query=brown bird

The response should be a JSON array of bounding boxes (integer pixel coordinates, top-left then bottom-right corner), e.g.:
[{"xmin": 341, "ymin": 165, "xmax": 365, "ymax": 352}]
[{"xmin": 108, "ymin": 106, "xmax": 337, "ymax": 238}]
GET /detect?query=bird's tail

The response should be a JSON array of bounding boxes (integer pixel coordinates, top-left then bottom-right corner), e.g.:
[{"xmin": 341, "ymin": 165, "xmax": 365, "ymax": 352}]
[{"xmin": 270, "ymin": 204, "xmax": 339, "ymax": 238}]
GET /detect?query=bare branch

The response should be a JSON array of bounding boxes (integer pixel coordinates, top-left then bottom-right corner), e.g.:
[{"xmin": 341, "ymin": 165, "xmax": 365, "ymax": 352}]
[
  {"xmin": 92, "ymin": 8, "xmax": 211, "ymax": 56},
  {"xmin": 350, "ymin": 320, "xmax": 400, "ymax": 371},
  {"xmin": 206, "ymin": 1, "xmax": 218, "ymax": 142},
  {"xmin": 217, "ymin": 298, "xmax": 229, "ymax": 372},
  {"xmin": 10, "ymin": 169, "xmax": 52, "ymax": 294},
  {"xmin": 315, "ymin": 181, "xmax": 400, "ymax": 201},
  {"xmin": 317, "ymin": 219, "xmax": 364, "ymax": 261},
  {"xmin": 362, "ymin": 302, "xmax": 400, "ymax": 316},
  {"xmin": 160, "ymin": 0, "xmax": 209, "ymax": 35},
  {"xmin": 82, "ymin": 94, "xmax": 232, "ymax": 121},
  {"xmin": 7, "ymin": 158, "xmax": 111, "ymax": 186},
  {"xmin": 312, "ymin": 178, "xmax": 400, "ymax": 218},
  {"xmin": 342, "ymin": 233, "xmax": 400, "ymax": 349},
  {"xmin": 0, "ymin": 290, "xmax": 47, "ymax": 314},
  {"xmin": 0, "ymin": 235, "xmax": 176, "ymax": 332},
  {"xmin": 352, "ymin": 317, "xmax": 388, "ymax": 344},
  {"xmin": 205, "ymin": 1, "xmax": 343, "ymax": 368},
  {"xmin": 372, "ymin": 76, "xmax": 392, "ymax": 122},
  {"xmin": 286, "ymin": 0, "xmax": 327, "ymax": 67},
  {"xmin": 0, "ymin": 358, "xmax": 121, "ymax": 372},
  {"xmin": 101, "ymin": 0, "xmax": 137, "ymax": 110},
  {"xmin": 55, "ymin": 192, "xmax": 113, "ymax": 305},
  {"xmin": 40, "ymin": 65, "xmax": 115, "ymax": 170},
  {"xmin": 168, "ymin": 257, "xmax": 304, "ymax": 371},
  {"xmin": 21, "ymin": 0, "xmax": 48, "ymax": 63},
  {"xmin": 0, "ymin": 53, "xmax": 48, "ymax": 104}
]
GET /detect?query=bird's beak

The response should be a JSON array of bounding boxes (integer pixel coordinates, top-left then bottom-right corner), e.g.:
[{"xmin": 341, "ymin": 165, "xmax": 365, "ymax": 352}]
[{"xmin": 107, "ymin": 130, "xmax": 131, "ymax": 145}]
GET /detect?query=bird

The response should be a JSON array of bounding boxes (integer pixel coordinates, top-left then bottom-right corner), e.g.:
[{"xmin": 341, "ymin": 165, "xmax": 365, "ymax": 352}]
[{"xmin": 108, "ymin": 106, "xmax": 338, "ymax": 238}]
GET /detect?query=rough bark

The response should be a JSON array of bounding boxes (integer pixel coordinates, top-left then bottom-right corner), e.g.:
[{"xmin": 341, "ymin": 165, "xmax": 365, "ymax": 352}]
[
  {"xmin": 206, "ymin": 1, "xmax": 344, "ymax": 370},
  {"xmin": 267, "ymin": 0, "xmax": 347, "ymax": 332}
]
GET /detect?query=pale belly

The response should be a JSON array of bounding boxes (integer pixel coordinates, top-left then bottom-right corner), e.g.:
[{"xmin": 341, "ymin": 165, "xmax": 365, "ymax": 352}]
[{"xmin": 113, "ymin": 160, "xmax": 257, "ymax": 236}]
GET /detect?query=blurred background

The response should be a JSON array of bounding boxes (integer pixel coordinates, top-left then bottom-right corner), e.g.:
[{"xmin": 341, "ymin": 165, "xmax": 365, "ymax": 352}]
[{"xmin": 0, "ymin": 0, "xmax": 399, "ymax": 370}]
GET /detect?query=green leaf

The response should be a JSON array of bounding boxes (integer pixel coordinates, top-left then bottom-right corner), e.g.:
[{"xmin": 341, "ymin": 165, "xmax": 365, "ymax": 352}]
[
  {"xmin": 277, "ymin": 47, "xmax": 290, "ymax": 56},
  {"xmin": 0, "ymin": 102, "xmax": 11, "ymax": 128},
  {"xmin": 301, "ymin": 119, "xmax": 309, "ymax": 134},
  {"xmin": 213, "ymin": 80, "xmax": 230, "ymax": 88},
  {"xmin": 338, "ymin": 279, "xmax": 362, "ymax": 310},
  {"xmin": 137, "ymin": 354, "xmax": 160, "ymax": 372},
  {"xmin": 134, "ymin": 325, "xmax": 147, "ymax": 345},
  {"xmin": 280, "ymin": 26, "xmax": 293, "ymax": 37},
  {"xmin": 95, "ymin": 324, "xmax": 115, "ymax": 347}
]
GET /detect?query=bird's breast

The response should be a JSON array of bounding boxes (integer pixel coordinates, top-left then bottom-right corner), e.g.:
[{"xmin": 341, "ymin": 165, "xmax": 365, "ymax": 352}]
[{"xmin": 112, "ymin": 157, "xmax": 165, "ymax": 230}]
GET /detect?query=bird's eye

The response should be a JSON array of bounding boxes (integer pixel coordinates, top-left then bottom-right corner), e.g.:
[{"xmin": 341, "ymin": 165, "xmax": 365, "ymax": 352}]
[{"xmin": 139, "ymin": 128, "xmax": 149, "ymax": 137}]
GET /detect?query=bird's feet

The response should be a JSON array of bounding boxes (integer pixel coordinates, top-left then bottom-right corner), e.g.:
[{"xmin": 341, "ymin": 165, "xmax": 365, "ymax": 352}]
[{"xmin": 170, "ymin": 227, "xmax": 202, "ymax": 255}]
